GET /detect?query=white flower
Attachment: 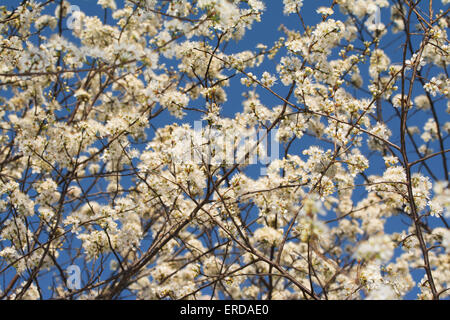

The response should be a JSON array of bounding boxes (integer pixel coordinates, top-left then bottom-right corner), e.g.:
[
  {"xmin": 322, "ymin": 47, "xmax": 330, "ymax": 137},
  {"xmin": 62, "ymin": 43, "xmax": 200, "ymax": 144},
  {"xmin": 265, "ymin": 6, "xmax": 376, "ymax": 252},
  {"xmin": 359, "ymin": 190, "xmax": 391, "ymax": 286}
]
[
  {"xmin": 421, "ymin": 118, "xmax": 438, "ymax": 142},
  {"xmin": 260, "ymin": 72, "xmax": 277, "ymax": 87},
  {"xmin": 159, "ymin": 90, "xmax": 189, "ymax": 118},
  {"xmin": 74, "ymin": 88, "xmax": 90, "ymax": 101},
  {"xmin": 98, "ymin": 0, "xmax": 116, "ymax": 10},
  {"xmin": 283, "ymin": 0, "xmax": 303, "ymax": 15},
  {"xmin": 366, "ymin": 283, "xmax": 397, "ymax": 300},
  {"xmin": 316, "ymin": 7, "xmax": 334, "ymax": 16},
  {"xmin": 369, "ymin": 49, "xmax": 391, "ymax": 78},
  {"xmin": 253, "ymin": 226, "xmax": 284, "ymax": 247},
  {"xmin": 356, "ymin": 235, "xmax": 395, "ymax": 262},
  {"xmin": 414, "ymin": 95, "xmax": 431, "ymax": 110},
  {"xmin": 286, "ymin": 39, "xmax": 303, "ymax": 53}
]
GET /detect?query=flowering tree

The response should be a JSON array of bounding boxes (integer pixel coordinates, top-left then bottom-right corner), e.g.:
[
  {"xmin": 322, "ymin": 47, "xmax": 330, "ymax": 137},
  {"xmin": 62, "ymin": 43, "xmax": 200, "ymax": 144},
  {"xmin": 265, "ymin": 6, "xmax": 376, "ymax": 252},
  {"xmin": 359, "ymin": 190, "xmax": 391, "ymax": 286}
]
[{"xmin": 0, "ymin": 0, "xmax": 449, "ymax": 300}]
